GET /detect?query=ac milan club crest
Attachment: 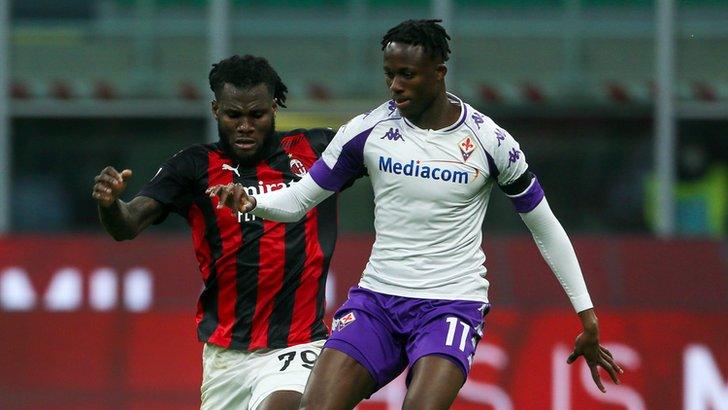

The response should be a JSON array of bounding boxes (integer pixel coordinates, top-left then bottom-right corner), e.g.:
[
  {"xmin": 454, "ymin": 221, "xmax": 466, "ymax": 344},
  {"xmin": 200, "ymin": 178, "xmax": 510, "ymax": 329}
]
[
  {"xmin": 289, "ymin": 157, "xmax": 308, "ymax": 177},
  {"xmin": 459, "ymin": 136, "xmax": 476, "ymax": 162}
]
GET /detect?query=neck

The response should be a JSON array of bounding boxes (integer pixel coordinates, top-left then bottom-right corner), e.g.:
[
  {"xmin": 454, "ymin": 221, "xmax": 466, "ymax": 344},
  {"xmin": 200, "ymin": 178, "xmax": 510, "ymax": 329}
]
[
  {"xmin": 407, "ymin": 92, "xmax": 460, "ymax": 130},
  {"xmin": 218, "ymin": 129, "xmax": 278, "ymax": 166}
]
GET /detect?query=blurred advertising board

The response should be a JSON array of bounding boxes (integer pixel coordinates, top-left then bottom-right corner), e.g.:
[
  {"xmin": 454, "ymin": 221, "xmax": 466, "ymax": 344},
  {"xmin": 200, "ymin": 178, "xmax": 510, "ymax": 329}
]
[{"xmin": 1, "ymin": 234, "xmax": 726, "ymax": 409}]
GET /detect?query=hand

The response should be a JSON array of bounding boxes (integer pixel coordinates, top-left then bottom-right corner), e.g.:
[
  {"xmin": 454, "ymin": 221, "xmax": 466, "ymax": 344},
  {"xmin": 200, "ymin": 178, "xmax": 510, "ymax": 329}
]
[
  {"xmin": 92, "ymin": 167, "xmax": 132, "ymax": 208},
  {"xmin": 567, "ymin": 331, "xmax": 623, "ymax": 393},
  {"xmin": 206, "ymin": 183, "xmax": 256, "ymax": 214}
]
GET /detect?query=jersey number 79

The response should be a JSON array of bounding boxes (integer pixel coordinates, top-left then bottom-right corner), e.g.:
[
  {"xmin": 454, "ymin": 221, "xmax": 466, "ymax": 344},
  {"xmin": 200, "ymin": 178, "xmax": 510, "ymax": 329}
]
[{"xmin": 277, "ymin": 349, "xmax": 319, "ymax": 371}]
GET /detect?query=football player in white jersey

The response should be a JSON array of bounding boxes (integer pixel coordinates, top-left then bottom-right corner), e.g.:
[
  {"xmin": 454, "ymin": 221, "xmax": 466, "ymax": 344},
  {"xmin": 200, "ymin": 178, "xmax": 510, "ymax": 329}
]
[{"xmin": 208, "ymin": 19, "xmax": 623, "ymax": 410}]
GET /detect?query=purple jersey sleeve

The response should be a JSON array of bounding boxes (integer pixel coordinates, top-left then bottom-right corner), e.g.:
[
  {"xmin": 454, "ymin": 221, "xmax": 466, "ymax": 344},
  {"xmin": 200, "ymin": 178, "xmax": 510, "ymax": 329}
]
[{"xmin": 309, "ymin": 124, "xmax": 374, "ymax": 192}]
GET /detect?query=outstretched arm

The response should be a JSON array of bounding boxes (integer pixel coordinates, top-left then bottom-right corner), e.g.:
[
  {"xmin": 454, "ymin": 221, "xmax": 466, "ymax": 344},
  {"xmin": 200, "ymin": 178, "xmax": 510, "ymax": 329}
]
[
  {"xmin": 489, "ymin": 124, "xmax": 623, "ymax": 391},
  {"xmin": 519, "ymin": 197, "xmax": 592, "ymax": 311},
  {"xmin": 518, "ymin": 196, "xmax": 623, "ymax": 392},
  {"xmin": 207, "ymin": 173, "xmax": 334, "ymax": 222},
  {"xmin": 92, "ymin": 166, "xmax": 164, "ymax": 240}
]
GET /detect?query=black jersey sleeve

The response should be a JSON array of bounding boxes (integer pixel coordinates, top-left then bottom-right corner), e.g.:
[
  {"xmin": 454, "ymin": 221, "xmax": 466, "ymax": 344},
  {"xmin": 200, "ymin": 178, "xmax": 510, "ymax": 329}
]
[
  {"xmin": 499, "ymin": 169, "xmax": 535, "ymax": 195},
  {"xmin": 136, "ymin": 146, "xmax": 201, "ymax": 223},
  {"xmin": 303, "ymin": 127, "xmax": 336, "ymax": 156}
]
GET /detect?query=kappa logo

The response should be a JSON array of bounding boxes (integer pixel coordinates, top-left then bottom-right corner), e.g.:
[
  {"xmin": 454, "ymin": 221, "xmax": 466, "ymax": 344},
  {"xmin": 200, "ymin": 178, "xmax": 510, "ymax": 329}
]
[
  {"xmin": 387, "ymin": 100, "xmax": 397, "ymax": 116},
  {"xmin": 459, "ymin": 136, "xmax": 476, "ymax": 162},
  {"xmin": 381, "ymin": 127, "xmax": 404, "ymax": 141},
  {"xmin": 471, "ymin": 112, "xmax": 485, "ymax": 129},
  {"xmin": 495, "ymin": 128, "xmax": 506, "ymax": 147},
  {"xmin": 507, "ymin": 148, "xmax": 521, "ymax": 168},
  {"xmin": 222, "ymin": 163, "xmax": 240, "ymax": 177},
  {"xmin": 332, "ymin": 311, "xmax": 357, "ymax": 332}
]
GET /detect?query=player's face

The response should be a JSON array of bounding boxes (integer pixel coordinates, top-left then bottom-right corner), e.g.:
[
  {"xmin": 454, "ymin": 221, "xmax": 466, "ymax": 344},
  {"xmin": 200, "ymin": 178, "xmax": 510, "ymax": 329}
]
[
  {"xmin": 383, "ymin": 42, "xmax": 445, "ymax": 122},
  {"xmin": 212, "ymin": 83, "xmax": 277, "ymax": 164}
]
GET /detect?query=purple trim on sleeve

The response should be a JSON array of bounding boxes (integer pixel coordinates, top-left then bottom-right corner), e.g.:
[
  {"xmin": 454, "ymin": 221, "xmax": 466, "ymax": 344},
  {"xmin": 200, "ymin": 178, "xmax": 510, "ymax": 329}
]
[
  {"xmin": 464, "ymin": 121, "xmax": 497, "ymax": 180},
  {"xmin": 309, "ymin": 127, "xmax": 374, "ymax": 191},
  {"xmin": 309, "ymin": 160, "xmax": 337, "ymax": 190},
  {"xmin": 484, "ymin": 150, "xmax": 499, "ymax": 180},
  {"xmin": 510, "ymin": 177, "xmax": 545, "ymax": 213}
]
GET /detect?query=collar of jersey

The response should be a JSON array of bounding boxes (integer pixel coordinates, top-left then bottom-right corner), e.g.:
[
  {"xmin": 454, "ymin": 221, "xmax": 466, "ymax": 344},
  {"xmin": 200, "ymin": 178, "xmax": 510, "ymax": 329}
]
[{"xmin": 401, "ymin": 92, "xmax": 467, "ymax": 134}]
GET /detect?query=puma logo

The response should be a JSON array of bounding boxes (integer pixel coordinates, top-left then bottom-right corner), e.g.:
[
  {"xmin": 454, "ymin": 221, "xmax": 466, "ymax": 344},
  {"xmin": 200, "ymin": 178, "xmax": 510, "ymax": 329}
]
[{"xmin": 222, "ymin": 163, "xmax": 240, "ymax": 177}]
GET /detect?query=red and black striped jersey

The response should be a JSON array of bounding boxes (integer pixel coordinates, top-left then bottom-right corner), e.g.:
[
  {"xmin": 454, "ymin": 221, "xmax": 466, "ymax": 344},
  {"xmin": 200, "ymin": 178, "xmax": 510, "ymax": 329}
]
[{"xmin": 138, "ymin": 128, "xmax": 346, "ymax": 350}]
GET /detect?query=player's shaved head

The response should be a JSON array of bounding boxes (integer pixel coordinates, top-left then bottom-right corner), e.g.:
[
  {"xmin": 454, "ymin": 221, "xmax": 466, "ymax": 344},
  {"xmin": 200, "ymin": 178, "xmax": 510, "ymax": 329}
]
[
  {"xmin": 209, "ymin": 54, "xmax": 288, "ymax": 108},
  {"xmin": 381, "ymin": 19, "xmax": 451, "ymax": 63}
]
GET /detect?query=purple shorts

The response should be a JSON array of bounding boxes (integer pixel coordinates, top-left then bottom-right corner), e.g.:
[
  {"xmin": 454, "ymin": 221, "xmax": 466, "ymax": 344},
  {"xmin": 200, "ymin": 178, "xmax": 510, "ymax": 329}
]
[{"xmin": 325, "ymin": 286, "xmax": 490, "ymax": 390}]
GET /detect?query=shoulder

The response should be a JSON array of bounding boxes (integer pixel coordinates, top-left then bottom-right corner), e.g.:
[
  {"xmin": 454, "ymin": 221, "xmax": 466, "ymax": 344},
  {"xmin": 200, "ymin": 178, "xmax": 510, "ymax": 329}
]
[
  {"xmin": 279, "ymin": 128, "xmax": 335, "ymax": 156},
  {"xmin": 463, "ymin": 104, "xmax": 510, "ymax": 150},
  {"xmin": 340, "ymin": 100, "xmax": 400, "ymax": 138},
  {"xmin": 161, "ymin": 143, "xmax": 216, "ymax": 175},
  {"xmin": 166, "ymin": 143, "xmax": 213, "ymax": 163},
  {"xmin": 281, "ymin": 127, "xmax": 335, "ymax": 145}
]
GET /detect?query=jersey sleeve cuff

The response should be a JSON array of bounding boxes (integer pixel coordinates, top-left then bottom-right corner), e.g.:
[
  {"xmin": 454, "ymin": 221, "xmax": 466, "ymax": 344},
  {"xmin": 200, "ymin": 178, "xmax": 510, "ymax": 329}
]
[{"xmin": 572, "ymin": 293, "xmax": 594, "ymax": 313}]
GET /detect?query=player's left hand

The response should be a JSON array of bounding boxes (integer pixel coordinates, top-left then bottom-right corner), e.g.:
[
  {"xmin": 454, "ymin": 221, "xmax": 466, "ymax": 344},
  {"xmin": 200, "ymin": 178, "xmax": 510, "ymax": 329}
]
[
  {"xmin": 206, "ymin": 183, "xmax": 256, "ymax": 214},
  {"xmin": 567, "ymin": 331, "xmax": 623, "ymax": 393}
]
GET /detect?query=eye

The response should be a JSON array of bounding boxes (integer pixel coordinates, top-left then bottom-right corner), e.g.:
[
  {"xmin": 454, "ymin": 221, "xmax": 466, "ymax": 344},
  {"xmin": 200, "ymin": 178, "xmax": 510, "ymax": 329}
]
[
  {"xmin": 226, "ymin": 111, "xmax": 241, "ymax": 118},
  {"xmin": 402, "ymin": 71, "xmax": 414, "ymax": 79},
  {"xmin": 251, "ymin": 111, "xmax": 264, "ymax": 119},
  {"xmin": 384, "ymin": 71, "xmax": 394, "ymax": 80}
]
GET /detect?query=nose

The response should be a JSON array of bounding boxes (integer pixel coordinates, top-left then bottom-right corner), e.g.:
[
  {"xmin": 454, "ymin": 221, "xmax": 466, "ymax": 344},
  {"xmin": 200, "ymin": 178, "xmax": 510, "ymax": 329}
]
[
  {"xmin": 237, "ymin": 118, "xmax": 254, "ymax": 133},
  {"xmin": 389, "ymin": 76, "xmax": 404, "ymax": 95}
]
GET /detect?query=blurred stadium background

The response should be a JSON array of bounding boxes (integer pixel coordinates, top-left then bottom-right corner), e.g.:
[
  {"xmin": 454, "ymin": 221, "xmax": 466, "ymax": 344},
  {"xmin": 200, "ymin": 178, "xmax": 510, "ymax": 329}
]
[{"xmin": 0, "ymin": 0, "xmax": 726, "ymax": 409}]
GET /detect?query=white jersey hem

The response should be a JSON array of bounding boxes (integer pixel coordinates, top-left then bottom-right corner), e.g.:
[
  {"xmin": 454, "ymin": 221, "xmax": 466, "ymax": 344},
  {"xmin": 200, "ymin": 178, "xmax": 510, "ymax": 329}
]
[{"xmin": 357, "ymin": 281, "xmax": 489, "ymax": 303}]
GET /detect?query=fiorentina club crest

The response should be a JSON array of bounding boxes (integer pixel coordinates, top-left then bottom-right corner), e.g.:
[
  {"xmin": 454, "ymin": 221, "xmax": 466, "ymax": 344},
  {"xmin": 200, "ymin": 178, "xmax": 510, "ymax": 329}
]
[
  {"xmin": 289, "ymin": 157, "xmax": 308, "ymax": 177},
  {"xmin": 459, "ymin": 136, "xmax": 476, "ymax": 162},
  {"xmin": 332, "ymin": 311, "xmax": 357, "ymax": 332}
]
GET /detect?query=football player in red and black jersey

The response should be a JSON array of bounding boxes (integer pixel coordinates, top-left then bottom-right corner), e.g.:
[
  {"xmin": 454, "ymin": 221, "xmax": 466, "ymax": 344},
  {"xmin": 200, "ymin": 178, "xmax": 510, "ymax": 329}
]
[{"xmin": 92, "ymin": 55, "xmax": 358, "ymax": 410}]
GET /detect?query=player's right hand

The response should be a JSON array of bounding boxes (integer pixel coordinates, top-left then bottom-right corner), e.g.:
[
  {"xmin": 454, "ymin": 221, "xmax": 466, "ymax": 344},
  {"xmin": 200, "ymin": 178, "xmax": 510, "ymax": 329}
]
[
  {"xmin": 567, "ymin": 331, "xmax": 623, "ymax": 393},
  {"xmin": 206, "ymin": 183, "xmax": 257, "ymax": 214},
  {"xmin": 92, "ymin": 166, "xmax": 133, "ymax": 208}
]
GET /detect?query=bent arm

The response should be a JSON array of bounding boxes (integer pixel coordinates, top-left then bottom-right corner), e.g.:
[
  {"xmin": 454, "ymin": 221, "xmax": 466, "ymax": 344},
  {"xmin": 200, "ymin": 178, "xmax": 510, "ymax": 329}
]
[
  {"xmin": 98, "ymin": 196, "xmax": 164, "ymax": 241},
  {"xmin": 519, "ymin": 197, "xmax": 593, "ymax": 312},
  {"xmin": 251, "ymin": 174, "xmax": 334, "ymax": 222}
]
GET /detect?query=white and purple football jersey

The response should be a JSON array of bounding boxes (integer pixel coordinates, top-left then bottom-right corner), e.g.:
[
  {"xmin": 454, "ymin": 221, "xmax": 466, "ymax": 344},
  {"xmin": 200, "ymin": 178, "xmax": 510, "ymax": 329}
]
[{"xmin": 309, "ymin": 94, "xmax": 540, "ymax": 302}]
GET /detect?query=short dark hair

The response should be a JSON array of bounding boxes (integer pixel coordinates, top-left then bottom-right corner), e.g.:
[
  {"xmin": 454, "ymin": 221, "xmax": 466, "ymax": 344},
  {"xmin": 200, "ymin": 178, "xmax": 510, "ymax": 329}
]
[
  {"xmin": 380, "ymin": 19, "xmax": 451, "ymax": 62},
  {"xmin": 208, "ymin": 54, "xmax": 288, "ymax": 108}
]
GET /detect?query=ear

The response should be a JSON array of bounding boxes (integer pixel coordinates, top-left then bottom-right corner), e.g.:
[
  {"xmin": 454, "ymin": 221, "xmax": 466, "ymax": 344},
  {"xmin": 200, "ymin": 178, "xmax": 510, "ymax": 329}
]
[
  {"xmin": 211, "ymin": 100, "xmax": 219, "ymax": 120},
  {"xmin": 272, "ymin": 100, "xmax": 278, "ymax": 116},
  {"xmin": 436, "ymin": 63, "xmax": 448, "ymax": 81}
]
